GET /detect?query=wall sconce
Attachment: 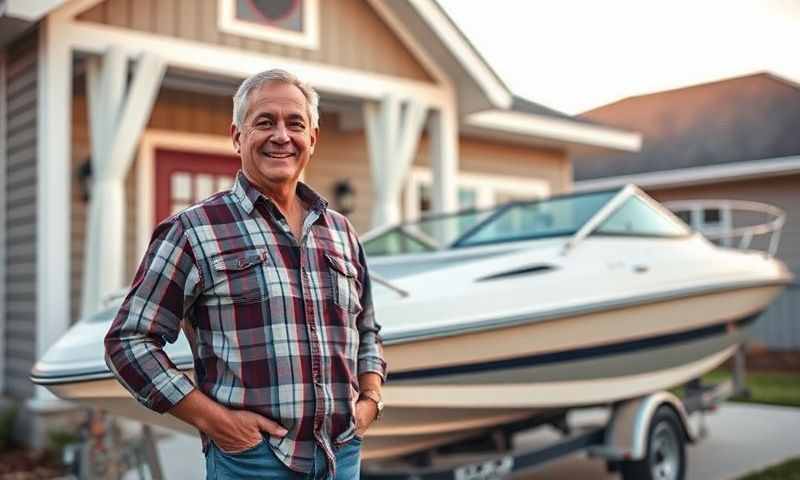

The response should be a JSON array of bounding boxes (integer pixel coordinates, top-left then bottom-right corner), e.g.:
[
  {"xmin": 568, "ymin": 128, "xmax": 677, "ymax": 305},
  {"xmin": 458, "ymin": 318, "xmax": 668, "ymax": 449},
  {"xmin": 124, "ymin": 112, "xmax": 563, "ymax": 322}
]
[
  {"xmin": 333, "ymin": 179, "xmax": 355, "ymax": 216},
  {"xmin": 77, "ymin": 157, "xmax": 93, "ymax": 202}
]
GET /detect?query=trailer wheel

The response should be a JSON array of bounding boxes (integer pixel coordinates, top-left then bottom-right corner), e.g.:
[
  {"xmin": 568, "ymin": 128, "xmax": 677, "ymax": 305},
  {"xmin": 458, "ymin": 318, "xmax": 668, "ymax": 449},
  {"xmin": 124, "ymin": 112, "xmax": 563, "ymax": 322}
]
[{"xmin": 620, "ymin": 406, "xmax": 686, "ymax": 480}]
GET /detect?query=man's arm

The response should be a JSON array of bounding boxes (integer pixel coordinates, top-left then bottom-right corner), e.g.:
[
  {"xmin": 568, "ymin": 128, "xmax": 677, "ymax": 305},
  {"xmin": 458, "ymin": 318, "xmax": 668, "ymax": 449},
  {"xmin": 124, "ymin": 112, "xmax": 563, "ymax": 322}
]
[
  {"xmin": 104, "ymin": 218, "xmax": 285, "ymax": 452},
  {"xmin": 348, "ymin": 223, "xmax": 388, "ymax": 434}
]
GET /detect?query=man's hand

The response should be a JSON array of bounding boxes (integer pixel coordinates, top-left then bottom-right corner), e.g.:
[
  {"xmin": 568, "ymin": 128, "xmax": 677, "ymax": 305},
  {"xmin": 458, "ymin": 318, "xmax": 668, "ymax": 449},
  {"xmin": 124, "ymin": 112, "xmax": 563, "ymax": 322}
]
[
  {"xmin": 355, "ymin": 398, "xmax": 378, "ymax": 438},
  {"xmin": 168, "ymin": 389, "xmax": 287, "ymax": 454},
  {"xmin": 208, "ymin": 409, "xmax": 288, "ymax": 454}
]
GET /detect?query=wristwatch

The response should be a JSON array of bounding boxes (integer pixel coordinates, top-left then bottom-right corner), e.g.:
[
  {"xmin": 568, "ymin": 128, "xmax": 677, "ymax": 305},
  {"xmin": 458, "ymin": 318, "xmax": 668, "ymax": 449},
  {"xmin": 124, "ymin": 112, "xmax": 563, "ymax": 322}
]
[{"xmin": 359, "ymin": 389, "xmax": 384, "ymax": 420}]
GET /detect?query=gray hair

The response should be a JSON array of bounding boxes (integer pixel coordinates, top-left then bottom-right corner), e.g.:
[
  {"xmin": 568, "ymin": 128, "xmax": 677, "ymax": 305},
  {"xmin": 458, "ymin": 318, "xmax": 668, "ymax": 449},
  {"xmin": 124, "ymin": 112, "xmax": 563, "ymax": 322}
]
[{"xmin": 232, "ymin": 69, "xmax": 320, "ymax": 130}]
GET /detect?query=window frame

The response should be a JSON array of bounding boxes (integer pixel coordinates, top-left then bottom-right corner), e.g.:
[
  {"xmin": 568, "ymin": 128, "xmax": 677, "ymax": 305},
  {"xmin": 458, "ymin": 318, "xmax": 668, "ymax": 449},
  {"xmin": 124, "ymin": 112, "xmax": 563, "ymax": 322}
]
[
  {"xmin": 218, "ymin": 0, "xmax": 320, "ymax": 50},
  {"xmin": 404, "ymin": 167, "xmax": 551, "ymax": 222}
]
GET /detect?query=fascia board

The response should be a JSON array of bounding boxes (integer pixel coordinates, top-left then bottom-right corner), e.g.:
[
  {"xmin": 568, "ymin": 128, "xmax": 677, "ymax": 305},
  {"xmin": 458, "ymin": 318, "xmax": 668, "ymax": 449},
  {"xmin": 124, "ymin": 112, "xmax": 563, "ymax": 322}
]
[
  {"xmin": 467, "ymin": 109, "xmax": 642, "ymax": 153},
  {"xmin": 573, "ymin": 156, "xmax": 800, "ymax": 191}
]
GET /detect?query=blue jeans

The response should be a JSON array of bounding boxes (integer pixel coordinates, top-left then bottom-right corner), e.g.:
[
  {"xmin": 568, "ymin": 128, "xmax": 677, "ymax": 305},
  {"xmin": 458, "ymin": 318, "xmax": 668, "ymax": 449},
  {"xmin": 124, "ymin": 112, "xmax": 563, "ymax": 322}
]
[{"xmin": 205, "ymin": 436, "xmax": 362, "ymax": 480}]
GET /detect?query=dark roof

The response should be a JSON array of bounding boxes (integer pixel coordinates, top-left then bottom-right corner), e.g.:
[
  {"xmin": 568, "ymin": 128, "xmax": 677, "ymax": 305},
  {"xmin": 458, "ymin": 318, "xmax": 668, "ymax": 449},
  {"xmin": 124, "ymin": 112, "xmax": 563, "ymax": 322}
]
[
  {"xmin": 510, "ymin": 95, "xmax": 597, "ymax": 125},
  {"xmin": 573, "ymin": 72, "xmax": 800, "ymax": 181}
]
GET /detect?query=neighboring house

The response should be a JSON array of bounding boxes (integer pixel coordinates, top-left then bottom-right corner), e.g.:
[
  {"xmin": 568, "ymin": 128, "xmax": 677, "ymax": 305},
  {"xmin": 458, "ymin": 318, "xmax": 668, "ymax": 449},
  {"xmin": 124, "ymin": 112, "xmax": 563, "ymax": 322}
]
[
  {"xmin": 574, "ymin": 72, "xmax": 800, "ymax": 352},
  {"xmin": 0, "ymin": 0, "xmax": 639, "ymax": 444}
]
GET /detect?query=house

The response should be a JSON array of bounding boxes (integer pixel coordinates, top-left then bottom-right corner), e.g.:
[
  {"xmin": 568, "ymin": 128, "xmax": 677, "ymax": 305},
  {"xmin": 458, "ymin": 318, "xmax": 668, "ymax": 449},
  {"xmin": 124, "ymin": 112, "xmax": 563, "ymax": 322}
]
[
  {"xmin": 574, "ymin": 72, "xmax": 800, "ymax": 354},
  {"xmin": 0, "ymin": 0, "xmax": 640, "ymax": 444}
]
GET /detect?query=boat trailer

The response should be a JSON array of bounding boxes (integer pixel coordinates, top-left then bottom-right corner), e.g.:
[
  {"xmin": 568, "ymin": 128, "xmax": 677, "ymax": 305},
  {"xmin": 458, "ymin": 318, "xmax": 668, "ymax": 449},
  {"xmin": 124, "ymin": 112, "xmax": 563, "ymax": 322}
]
[{"xmin": 361, "ymin": 374, "xmax": 741, "ymax": 480}]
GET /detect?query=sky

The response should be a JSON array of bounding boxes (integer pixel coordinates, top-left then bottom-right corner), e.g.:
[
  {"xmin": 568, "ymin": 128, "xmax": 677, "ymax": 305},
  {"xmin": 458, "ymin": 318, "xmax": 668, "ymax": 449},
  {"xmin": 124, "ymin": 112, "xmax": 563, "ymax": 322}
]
[{"xmin": 438, "ymin": 0, "xmax": 800, "ymax": 114}]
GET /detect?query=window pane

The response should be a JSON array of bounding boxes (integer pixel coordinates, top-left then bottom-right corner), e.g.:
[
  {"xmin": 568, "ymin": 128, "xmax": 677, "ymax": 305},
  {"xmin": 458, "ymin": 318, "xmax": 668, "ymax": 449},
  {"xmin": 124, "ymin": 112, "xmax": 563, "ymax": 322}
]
[
  {"xmin": 195, "ymin": 174, "xmax": 214, "ymax": 200},
  {"xmin": 363, "ymin": 228, "xmax": 435, "ymax": 256},
  {"xmin": 596, "ymin": 196, "xmax": 689, "ymax": 237},
  {"xmin": 236, "ymin": 0, "xmax": 303, "ymax": 31},
  {"xmin": 458, "ymin": 188, "xmax": 477, "ymax": 209},
  {"xmin": 216, "ymin": 176, "xmax": 234, "ymax": 192},
  {"xmin": 459, "ymin": 191, "xmax": 616, "ymax": 246},
  {"xmin": 171, "ymin": 172, "xmax": 192, "ymax": 201},
  {"xmin": 703, "ymin": 208, "xmax": 721, "ymax": 225},
  {"xmin": 674, "ymin": 210, "xmax": 692, "ymax": 225}
]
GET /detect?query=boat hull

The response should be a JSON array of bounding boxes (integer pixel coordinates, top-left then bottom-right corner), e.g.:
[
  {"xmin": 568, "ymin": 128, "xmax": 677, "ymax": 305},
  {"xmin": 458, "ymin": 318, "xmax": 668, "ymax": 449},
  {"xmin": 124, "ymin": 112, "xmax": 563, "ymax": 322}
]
[{"xmin": 40, "ymin": 284, "xmax": 778, "ymax": 460}]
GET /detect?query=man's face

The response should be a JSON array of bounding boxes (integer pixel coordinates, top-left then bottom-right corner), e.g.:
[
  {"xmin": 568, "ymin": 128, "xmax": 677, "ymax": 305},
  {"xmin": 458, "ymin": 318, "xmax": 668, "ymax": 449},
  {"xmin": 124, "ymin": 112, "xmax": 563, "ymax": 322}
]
[{"xmin": 232, "ymin": 81, "xmax": 318, "ymax": 189}]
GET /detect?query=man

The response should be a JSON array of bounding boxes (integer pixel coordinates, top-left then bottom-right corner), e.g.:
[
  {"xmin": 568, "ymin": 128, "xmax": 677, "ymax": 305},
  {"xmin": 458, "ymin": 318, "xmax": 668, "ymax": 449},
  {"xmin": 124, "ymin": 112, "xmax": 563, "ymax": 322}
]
[{"xmin": 105, "ymin": 69, "xmax": 387, "ymax": 479}]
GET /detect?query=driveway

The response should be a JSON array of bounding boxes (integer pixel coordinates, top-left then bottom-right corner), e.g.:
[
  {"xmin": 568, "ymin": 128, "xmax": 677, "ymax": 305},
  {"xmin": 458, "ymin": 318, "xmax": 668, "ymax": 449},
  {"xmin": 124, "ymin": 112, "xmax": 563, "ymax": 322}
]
[{"xmin": 144, "ymin": 403, "xmax": 800, "ymax": 480}]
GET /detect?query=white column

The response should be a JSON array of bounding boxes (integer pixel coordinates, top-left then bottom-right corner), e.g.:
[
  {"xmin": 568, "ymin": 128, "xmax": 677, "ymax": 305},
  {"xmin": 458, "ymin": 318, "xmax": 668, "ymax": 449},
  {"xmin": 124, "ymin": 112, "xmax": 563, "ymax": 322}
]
[
  {"xmin": 81, "ymin": 48, "xmax": 165, "ymax": 316},
  {"xmin": 33, "ymin": 18, "xmax": 72, "ymax": 406},
  {"xmin": 429, "ymin": 105, "xmax": 459, "ymax": 215},
  {"xmin": 364, "ymin": 95, "xmax": 427, "ymax": 229}
]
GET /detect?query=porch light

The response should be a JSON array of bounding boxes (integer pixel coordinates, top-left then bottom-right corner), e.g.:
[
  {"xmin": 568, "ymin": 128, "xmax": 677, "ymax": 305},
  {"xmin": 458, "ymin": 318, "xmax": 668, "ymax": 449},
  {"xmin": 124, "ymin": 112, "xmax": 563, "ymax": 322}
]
[
  {"xmin": 77, "ymin": 158, "xmax": 93, "ymax": 202},
  {"xmin": 333, "ymin": 179, "xmax": 355, "ymax": 216}
]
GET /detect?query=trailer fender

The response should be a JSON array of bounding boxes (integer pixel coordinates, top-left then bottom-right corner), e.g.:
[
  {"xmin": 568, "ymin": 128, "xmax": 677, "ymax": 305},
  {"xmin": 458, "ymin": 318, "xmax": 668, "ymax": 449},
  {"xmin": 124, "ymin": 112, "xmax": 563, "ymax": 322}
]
[{"xmin": 596, "ymin": 392, "xmax": 697, "ymax": 461}]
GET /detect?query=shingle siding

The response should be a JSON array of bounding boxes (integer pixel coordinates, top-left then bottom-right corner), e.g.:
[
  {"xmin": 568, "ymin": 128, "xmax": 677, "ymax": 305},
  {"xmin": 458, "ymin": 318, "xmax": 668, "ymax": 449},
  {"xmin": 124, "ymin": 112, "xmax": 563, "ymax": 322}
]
[{"xmin": 3, "ymin": 31, "xmax": 38, "ymax": 399}]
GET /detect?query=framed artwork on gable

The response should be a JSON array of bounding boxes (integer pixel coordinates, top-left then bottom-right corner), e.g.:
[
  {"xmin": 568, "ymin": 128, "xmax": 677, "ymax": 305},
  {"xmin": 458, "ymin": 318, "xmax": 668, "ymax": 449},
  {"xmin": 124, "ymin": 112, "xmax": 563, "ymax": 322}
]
[{"xmin": 219, "ymin": 0, "xmax": 320, "ymax": 49}]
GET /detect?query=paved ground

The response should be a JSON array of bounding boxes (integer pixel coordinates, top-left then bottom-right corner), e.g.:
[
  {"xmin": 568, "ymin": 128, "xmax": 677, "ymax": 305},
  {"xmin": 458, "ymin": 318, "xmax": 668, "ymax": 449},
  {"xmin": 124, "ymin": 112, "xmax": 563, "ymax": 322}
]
[{"xmin": 143, "ymin": 403, "xmax": 800, "ymax": 479}]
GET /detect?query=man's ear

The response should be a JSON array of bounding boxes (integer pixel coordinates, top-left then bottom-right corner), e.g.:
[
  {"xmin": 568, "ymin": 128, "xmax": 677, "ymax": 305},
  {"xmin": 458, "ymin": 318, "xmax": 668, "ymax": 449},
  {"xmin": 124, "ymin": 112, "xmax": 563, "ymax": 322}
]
[
  {"xmin": 309, "ymin": 127, "xmax": 319, "ymax": 155},
  {"xmin": 230, "ymin": 123, "xmax": 241, "ymax": 153}
]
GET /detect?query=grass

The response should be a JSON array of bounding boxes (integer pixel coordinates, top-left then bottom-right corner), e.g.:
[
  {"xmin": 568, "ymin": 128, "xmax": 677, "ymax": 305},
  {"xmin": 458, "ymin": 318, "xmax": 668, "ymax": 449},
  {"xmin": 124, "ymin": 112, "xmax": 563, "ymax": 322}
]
[
  {"xmin": 738, "ymin": 457, "xmax": 800, "ymax": 480},
  {"xmin": 701, "ymin": 368, "xmax": 800, "ymax": 408}
]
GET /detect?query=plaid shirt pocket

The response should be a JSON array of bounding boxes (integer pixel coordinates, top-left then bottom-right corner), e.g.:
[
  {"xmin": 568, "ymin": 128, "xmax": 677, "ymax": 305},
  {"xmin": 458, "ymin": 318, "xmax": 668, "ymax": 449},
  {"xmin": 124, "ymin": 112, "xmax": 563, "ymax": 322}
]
[
  {"xmin": 325, "ymin": 253, "xmax": 361, "ymax": 314},
  {"xmin": 210, "ymin": 249, "xmax": 269, "ymax": 304}
]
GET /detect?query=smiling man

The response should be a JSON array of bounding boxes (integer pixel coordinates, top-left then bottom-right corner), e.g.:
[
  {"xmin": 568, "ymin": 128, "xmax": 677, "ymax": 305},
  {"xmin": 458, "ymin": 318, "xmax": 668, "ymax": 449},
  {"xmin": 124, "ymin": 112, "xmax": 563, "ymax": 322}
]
[{"xmin": 104, "ymin": 69, "xmax": 387, "ymax": 480}]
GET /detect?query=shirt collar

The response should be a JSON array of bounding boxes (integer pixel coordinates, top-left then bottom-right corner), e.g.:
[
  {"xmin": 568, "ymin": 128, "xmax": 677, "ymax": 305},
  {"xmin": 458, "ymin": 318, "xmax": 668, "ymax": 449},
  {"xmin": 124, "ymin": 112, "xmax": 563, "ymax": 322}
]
[{"xmin": 230, "ymin": 170, "xmax": 329, "ymax": 216}]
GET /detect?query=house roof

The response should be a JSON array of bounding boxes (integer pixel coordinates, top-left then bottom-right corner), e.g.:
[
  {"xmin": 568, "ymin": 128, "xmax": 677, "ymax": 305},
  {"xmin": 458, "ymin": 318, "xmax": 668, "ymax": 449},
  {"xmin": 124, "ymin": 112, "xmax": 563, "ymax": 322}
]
[{"xmin": 573, "ymin": 72, "xmax": 800, "ymax": 181}]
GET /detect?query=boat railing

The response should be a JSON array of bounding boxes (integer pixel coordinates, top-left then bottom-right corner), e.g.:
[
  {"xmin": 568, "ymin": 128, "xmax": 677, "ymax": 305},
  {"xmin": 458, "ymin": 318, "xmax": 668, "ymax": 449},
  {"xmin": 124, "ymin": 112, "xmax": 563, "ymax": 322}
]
[{"xmin": 662, "ymin": 199, "xmax": 786, "ymax": 258}]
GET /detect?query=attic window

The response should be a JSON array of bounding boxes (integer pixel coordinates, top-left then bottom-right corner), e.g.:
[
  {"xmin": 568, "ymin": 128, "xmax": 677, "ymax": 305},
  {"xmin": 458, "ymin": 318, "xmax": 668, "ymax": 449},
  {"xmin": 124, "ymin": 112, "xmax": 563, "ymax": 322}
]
[{"xmin": 219, "ymin": 0, "xmax": 319, "ymax": 50}]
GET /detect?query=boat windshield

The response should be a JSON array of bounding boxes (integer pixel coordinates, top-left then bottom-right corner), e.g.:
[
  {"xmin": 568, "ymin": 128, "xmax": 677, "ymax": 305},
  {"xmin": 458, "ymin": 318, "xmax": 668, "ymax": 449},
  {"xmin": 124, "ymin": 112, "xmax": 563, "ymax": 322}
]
[{"xmin": 364, "ymin": 189, "xmax": 618, "ymax": 256}]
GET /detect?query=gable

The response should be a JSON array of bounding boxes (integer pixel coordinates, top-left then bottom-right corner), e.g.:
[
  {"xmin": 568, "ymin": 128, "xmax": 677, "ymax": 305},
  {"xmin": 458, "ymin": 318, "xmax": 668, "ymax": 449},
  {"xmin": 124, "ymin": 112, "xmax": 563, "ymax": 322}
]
[{"xmin": 76, "ymin": 0, "xmax": 435, "ymax": 83}]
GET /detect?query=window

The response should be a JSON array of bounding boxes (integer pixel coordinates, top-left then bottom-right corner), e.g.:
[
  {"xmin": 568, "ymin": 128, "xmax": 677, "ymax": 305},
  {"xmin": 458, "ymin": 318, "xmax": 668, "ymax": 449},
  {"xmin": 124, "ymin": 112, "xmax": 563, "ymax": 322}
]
[
  {"xmin": 667, "ymin": 202, "xmax": 733, "ymax": 246},
  {"xmin": 595, "ymin": 196, "xmax": 690, "ymax": 237},
  {"xmin": 219, "ymin": 0, "xmax": 320, "ymax": 49},
  {"xmin": 404, "ymin": 168, "xmax": 550, "ymax": 222}
]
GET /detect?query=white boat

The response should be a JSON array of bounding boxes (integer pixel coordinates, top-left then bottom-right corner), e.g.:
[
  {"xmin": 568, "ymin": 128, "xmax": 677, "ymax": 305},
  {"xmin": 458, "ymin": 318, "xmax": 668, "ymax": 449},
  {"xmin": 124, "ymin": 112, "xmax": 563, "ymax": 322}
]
[{"xmin": 31, "ymin": 185, "xmax": 792, "ymax": 460}]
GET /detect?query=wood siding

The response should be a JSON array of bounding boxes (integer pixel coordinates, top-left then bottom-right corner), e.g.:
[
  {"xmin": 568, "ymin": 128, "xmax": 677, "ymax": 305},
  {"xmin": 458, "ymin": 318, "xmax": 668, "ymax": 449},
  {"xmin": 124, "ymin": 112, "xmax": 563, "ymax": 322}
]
[
  {"xmin": 77, "ymin": 0, "xmax": 433, "ymax": 83},
  {"xmin": 650, "ymin": 175, "xmax": 800, "ymax": 350},
  {"xmin": 3, "ymin": 32, "xmax": 38, "ymax": 399}
]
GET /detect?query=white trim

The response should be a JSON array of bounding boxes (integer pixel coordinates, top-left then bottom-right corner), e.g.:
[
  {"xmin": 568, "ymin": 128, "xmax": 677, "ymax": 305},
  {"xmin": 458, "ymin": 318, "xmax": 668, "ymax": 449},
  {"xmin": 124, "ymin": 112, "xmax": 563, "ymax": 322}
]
[
  {"xmin": 404, "ymin": 167, "xmax": 551, "ymax": 221},
  {"xmin": 406, "ymin": 0, "xmax": 511, "ymax": 109},
  {"xmin": 217, "ymin": 0, "xmax": 320, "ymax": 50},
  {"xmin": 573, "ymin": 155, "xmax": 800, "ymax": 192},
  {"xmin": 0, "ymin": 51, "xmax": 6, "ymax": 394},
  {"xmin": 467, "ymin": 110, "xmax": 642, "ymax": 153},
  {"xmin": 36, "ymin": 17, "xmax": 71, "ymax": 401},
  {"xmin": 365, "ymin": 0, "xmax": 451, "ymax": 87},
  {"xmin": 62, "ymin": 21, "xmax": 451, "ymax": 108},
  {"xmin": 136, "ymin": 130, "xmax": 238, "ymax": 258}
]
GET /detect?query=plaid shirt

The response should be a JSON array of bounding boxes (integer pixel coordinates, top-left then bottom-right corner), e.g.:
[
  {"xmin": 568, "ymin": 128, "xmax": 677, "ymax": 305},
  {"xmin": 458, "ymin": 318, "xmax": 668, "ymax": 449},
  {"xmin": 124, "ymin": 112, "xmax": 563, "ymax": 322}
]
[{"xmin": 104, "ymin": 172, "xmax": 386, "ymax": 476}]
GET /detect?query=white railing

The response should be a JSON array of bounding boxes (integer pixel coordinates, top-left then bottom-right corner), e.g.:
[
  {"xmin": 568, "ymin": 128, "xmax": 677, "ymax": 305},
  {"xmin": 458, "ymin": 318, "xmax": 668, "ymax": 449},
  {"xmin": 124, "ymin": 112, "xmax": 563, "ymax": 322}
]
[{"xmin": 663, "ymin": 199, "xmax": 786, "ymax": 258}]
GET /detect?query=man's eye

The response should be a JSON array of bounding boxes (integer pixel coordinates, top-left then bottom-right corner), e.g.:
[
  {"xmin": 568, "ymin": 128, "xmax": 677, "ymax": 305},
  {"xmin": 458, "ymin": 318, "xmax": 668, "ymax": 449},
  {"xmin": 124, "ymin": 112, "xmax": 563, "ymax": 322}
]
[{"xmin": 255, "ymin": 121, "xmax": 272, "ymax": 129}]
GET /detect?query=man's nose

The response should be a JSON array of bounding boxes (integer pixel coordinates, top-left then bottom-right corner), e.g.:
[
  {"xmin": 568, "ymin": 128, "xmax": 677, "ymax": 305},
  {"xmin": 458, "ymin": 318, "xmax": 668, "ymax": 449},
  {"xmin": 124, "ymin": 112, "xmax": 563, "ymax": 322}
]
[{"xmin": 271, "ymin": 123, "xmax": 290, "ymax": 143}]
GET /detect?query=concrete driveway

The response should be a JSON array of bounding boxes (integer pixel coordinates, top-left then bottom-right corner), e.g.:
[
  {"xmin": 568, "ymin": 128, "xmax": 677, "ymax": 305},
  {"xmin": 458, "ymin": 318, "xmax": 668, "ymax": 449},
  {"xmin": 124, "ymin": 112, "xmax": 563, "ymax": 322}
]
[{"xmin": 145, "ymin": 403, "xmax": 800, "ymax": 480}]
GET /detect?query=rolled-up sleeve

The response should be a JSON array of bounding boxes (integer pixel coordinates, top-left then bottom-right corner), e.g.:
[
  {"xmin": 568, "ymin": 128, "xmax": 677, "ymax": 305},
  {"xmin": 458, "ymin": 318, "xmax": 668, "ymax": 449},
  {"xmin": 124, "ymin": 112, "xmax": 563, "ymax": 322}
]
[
  {"xmin": 104, "ymin": 217, "xmax": 202, "ymax": 413},
  {"xmin": 349, "ymin": 224, "xmax": 388, "ymax": 383}
]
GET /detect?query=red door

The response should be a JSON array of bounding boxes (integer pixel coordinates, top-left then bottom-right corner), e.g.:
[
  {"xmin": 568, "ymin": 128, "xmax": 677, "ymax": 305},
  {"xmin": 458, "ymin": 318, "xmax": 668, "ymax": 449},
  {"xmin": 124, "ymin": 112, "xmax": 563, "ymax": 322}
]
[{"xmin": 154, "ymin": 149, "xmax": 241, "ymax": 224}]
